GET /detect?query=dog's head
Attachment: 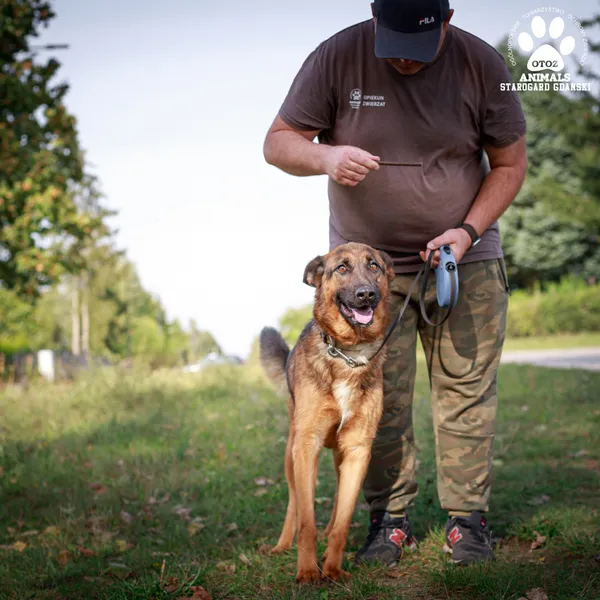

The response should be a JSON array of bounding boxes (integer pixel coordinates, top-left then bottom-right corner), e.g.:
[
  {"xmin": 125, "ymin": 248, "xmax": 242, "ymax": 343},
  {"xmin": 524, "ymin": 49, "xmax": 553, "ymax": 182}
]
[{"xmin": 303, "ymin": 242, "xmax": 395, "ymax": 345}]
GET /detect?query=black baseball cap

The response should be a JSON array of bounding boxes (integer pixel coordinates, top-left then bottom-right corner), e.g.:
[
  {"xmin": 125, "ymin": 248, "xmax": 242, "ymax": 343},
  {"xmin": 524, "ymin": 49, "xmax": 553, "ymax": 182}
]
[{"xmin": 373, "ymin": 0, "xmax": 451, "ymax": 62}]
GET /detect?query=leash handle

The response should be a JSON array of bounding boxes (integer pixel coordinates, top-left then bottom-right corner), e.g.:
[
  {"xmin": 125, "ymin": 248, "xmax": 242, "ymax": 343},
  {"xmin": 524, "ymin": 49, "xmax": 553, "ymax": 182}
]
[{"xmin": 419, "ymin": 247, "xmax": 457, "ymax": 327}]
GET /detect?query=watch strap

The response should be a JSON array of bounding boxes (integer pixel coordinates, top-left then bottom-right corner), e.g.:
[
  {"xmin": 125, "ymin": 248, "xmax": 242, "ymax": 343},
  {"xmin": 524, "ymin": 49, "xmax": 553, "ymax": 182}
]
[{"xmin": 458, "ymin": 223, "xmax": 481, "ymax": 247}]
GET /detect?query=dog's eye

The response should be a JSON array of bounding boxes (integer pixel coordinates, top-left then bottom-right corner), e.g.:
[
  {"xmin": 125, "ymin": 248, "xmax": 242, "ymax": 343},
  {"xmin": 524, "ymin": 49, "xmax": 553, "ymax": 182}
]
[
  {"xmin": 369, "ymin": 261, "xmax": 379, "ymax": 271},
  {"xmin": 337, "ymin": 264, "xmax": 348, "ymax": 274}
]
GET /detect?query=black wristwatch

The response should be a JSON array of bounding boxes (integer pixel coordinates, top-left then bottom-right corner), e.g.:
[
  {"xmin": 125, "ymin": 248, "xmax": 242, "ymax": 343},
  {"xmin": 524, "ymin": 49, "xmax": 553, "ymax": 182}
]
[{"xmin": 458, "ymin": 223, "xmax": 481, "ymax": 248}]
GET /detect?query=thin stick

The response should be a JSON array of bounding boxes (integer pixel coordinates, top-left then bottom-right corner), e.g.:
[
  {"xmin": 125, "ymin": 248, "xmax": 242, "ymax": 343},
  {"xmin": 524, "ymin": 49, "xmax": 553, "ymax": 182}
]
[{"xmin": 379, "ymin": 161, "xmax": 423, "ymax": 167}]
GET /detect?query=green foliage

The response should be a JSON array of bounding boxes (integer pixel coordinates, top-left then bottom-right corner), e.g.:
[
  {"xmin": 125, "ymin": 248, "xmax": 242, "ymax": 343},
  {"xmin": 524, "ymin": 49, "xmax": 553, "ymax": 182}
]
[
  {"xmin": 278, "ymin": 304, "xmax": 313, "ymax": 347},
  {"xmin": 0, "ymin": 1, "xmax": 113, "ymax": 295},
  {"xmin": 507, "ymin": 278, "xmax": 600, "ymax": 337}
]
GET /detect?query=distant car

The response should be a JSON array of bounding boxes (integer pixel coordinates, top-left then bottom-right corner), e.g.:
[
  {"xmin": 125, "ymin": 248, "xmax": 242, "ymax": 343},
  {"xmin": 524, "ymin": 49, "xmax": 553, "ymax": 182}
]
[{"xmin": 182, "ymin": 352, "xmax": 243, "ymax": 373}]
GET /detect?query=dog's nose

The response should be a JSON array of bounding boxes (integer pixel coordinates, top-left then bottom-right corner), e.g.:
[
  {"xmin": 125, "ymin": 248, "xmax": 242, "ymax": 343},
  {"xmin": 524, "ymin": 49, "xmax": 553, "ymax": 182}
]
[{"xmin": 356, "ymin": 286, "xmax": 377, "ymax": 303}]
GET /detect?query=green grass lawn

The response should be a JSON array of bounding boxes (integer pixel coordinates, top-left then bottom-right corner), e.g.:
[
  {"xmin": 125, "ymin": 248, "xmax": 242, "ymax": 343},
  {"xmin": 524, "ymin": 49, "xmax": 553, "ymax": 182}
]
[
  {"xmin": 0, "ymin": 361, "xmax": 598, "ymax": 599},
  {"xmin": 503, "ymin": 332, "xmax": 600, "ymax": 351}
]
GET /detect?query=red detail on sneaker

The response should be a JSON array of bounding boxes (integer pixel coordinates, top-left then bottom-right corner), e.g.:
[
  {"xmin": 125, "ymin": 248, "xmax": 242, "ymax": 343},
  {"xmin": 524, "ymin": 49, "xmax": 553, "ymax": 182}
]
[
  {"xmin": 448, "ymin": 526, "xmax": 463, "ymax": 547},
  {"xmin": 389, "ymin": 528, "xmax": 407, "ymax": 547}
]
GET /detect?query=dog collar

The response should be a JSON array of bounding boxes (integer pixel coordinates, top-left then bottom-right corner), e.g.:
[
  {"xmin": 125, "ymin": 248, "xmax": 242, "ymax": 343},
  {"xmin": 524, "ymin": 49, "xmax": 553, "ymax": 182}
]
[{"xmin": 321, "ymin": 333, "xmax": 360, "ymax": 368}]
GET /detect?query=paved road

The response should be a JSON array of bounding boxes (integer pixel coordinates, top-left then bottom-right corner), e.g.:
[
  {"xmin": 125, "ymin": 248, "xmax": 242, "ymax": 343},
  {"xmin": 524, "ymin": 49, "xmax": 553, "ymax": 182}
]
[{"xmin": 501, "ymin": 347, "xmax": 600, "ymax": 372}]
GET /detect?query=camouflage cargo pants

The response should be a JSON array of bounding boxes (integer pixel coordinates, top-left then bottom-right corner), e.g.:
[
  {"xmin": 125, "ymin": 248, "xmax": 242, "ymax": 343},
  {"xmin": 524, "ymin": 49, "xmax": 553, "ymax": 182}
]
[{"xmin": 362, "ymin": 259, "xmax": 510, "ymax": 515}]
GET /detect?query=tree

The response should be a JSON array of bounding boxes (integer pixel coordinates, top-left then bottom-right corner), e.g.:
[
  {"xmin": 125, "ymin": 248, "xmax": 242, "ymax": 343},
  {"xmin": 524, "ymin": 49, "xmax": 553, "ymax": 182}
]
[
  {"xmin": 0, "ymin": 1, "xmax": 111, "ymax": 296},
  {"xmin": 497, "ymin": 36, "xmax": 600, "ymax": 288}
]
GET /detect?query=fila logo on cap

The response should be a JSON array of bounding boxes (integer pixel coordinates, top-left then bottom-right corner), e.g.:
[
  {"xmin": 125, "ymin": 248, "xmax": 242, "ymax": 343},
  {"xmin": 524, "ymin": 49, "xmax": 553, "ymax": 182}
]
[{"xmin": 419, "ymin": 16, "xmax": 435, "ymax": 25}]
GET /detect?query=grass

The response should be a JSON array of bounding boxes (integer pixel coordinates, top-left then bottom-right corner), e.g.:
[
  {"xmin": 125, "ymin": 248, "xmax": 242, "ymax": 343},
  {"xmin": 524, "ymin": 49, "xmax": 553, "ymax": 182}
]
[
  {"xmin": 0, "ymin": 359, "xmax": 598, "ymax": 599},
  {"xmin": 503, "ymin": 332, "xmax": 600, "ymax": 351}
]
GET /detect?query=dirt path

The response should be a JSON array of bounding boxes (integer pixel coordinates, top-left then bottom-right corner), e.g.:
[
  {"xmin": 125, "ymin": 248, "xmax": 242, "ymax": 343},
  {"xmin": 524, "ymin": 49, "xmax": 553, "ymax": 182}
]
[{"xmin": 501, "ymin": 347, "xmax": 600, "ymax": 371}]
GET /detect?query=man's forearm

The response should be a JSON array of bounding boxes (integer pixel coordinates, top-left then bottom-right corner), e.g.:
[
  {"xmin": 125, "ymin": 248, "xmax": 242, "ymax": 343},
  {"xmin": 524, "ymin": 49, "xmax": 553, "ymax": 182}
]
[
  {"xmin": 263, "ymin": 130, "xmax": 330, "ymax": 177},
  {"xmin": 464, "ymin": 165, "xmax": 526, "ymax": 235}
]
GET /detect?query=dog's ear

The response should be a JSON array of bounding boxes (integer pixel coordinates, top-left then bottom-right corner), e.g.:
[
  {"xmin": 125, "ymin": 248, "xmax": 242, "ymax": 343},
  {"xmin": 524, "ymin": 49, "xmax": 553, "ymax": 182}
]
[
  {"xmin": 303, "ymin": 256, "xmax": 325, "ymax": 288},
  {"xmin": 379, "ymin": 251, "xmax": 396, "ymax": 282}
]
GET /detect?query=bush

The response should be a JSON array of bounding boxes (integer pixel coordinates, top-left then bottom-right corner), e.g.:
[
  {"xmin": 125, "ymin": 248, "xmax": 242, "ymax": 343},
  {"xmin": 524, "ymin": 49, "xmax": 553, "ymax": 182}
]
[{"xmin": 507, "ymin": 278, "xmax": 600, "ymax": 337}]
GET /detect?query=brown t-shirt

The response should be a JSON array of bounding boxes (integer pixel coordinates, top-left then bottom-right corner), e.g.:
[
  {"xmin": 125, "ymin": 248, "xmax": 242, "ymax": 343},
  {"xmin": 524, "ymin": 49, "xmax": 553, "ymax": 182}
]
[{"xmin": 279, "ymin": 22, "xmax": 526, "ymax": 273}]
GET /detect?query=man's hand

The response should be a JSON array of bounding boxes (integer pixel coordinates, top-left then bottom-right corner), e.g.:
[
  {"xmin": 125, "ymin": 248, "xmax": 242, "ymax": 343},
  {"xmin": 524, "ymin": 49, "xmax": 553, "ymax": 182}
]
[
  {"xmin": 420, "ymin": 227, "xmax": 472, "ymax": 268},
  {"xmin": 323, "ymin": 146, "xmax": 380, "ymax": 187}
]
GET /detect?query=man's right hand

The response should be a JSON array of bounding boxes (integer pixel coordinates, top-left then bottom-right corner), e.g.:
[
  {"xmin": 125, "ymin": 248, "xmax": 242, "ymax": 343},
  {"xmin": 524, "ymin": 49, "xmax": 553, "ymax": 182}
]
[{"xmin": 323, "ymin": 146, "xmax": 380, "ymax": 187}]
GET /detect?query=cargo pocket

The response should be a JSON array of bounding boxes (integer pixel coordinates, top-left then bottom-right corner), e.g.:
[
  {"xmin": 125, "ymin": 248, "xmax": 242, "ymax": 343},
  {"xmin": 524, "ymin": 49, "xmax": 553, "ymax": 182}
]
[{"xmin": 497, "ymin": 258, "xmax": 511, "ymax": 295}]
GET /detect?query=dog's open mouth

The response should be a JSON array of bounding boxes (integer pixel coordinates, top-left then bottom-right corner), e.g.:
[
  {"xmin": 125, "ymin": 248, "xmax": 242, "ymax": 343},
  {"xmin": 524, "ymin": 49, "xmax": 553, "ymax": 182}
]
[{"xmin": 339, "ymin": 303, "xmax": 374, "ymax": 326}]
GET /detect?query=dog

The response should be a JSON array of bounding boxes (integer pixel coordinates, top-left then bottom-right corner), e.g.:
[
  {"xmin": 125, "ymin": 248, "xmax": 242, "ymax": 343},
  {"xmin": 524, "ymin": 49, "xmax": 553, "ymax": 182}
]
[{"xmin": 259, "ymin": 242, "xmax": 395, "ymax": 584}]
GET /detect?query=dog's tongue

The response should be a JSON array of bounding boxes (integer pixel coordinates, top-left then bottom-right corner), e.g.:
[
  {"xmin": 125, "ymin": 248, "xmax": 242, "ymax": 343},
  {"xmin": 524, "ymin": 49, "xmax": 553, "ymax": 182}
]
[{"xmin": 352, "ymin": 307, "xmax": 373, "ymax": 324}]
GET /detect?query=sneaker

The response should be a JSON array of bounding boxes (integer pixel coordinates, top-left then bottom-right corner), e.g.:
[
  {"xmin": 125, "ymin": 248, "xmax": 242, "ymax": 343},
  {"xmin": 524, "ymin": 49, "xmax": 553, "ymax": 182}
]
[
  {"xmin": 354, "ymin": 511, "xmax": 418, "ymax": 566},
  {"xmin": 443, "ymin": 511, "xmax": 496, "ymax": 565}
]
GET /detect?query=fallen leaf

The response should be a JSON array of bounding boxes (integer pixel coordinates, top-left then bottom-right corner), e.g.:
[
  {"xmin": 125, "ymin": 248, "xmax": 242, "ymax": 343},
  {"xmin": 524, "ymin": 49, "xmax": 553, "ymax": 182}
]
[
  {"xmin": 89, "ymin": 482, "xmax": 107, "ymax": 495},
  {"xmin": 77, "ymin": 546, "xmax": 96, "ymax": 557},
  {"xmin": 254, "ymin": 489, "xmax": 268, "ymax": 497},
  {"xmin": 569, "ymin": 449, "xmax": 589, "ymax": 458},
  {"xmin": 115, "ymin": 539, "xmax": 134, "ymax": 552},
  {"xmin": 387, "ymin": 570, "xmax": 408, "ymax": 578},
  {"xmin": 173, "ymin": 506, "xmax": 192, "ymax": 521},
  {"xmin": 254, "ymin": 477, "xmax": 274, "ymax": 487},
  {"xmin": 177, "ymin": 585, "xmax": 213, "ymax": 600},
  {"xmin": 147, "ymin": 496, "xmax": 157, "ymax": 505},
  {"xmin": 521, "ymin": 405, "xmax": 530, "ymax": 412},
  {"xmin": 527, "ymin": 494, "xmax": 551, "ymax": 506},
  {"xmin": 239, "ymin": 552, "xmax": 251, "ymax": 566},
  {"xmin": 83, "ymin": 461, "xmax": 93, "ymax": 469},
  {"xmin": 530, "ymin": 531, "xmax": 546, "ymax": 550},
  {"xmin": 187, "ymin": 522, "xmax": 206, "ymax": 536},
  {"xmin": 7, "ymin": 527, "xmax": 16, "ymax": 535},
  {"xmin": 120, "ymin": 510, "xmax": 134, "ymax": 524},
  {"xmin": 13, "ymin": 541, "xmax": 27, "ymax": 552},
  {"xmin": 315, "ymin": 497, "xmax": 332, "ymax": 505},
  {"xmin": 42, "ymin": 526, "xmax": 59, "ymax": 536},
  {"xmin": 19, "ymin": 530, "xmax": 39, "ymax": 537},
  {"xmin": 105, "ymin": 561, "xmax": 132, "ymax": 579},
  {"xmin": 57, "ymin": 549, "xmax": 71, "ymax": 566},
  {"xmin": 226, "ymin": 522, "xmax": 238, "ymax": 533},
  {"xmin": 525, "ymin": 589, "xmax": 549, "ymax": 600},
  {"xmin": 216, "ymin": 561, "xmax": 236, "ymax": 573},
  {"xmin": 164, "ymin": 576, "xmax": 180, "ymax": 593}
]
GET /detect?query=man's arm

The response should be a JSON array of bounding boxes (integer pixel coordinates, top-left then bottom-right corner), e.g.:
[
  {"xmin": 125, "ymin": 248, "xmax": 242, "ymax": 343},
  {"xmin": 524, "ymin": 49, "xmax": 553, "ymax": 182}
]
[
  {"xmin": 422, "ymin": 135, "xmax": 528, "ymax": 264},
  {"xmin": 263, "ymin": 116, "xmax": 381, "ymax": 187},
  {"xmin": 463, "ymin": 135, "xmax": 528, "ymax": 238}
]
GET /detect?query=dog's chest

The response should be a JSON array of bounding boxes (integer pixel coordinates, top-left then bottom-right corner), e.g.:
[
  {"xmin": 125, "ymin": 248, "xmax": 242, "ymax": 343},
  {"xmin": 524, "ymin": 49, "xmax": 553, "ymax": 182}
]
[{"xmin": 332, "ymin": 380, "xmax": 357, "ymax": 431}]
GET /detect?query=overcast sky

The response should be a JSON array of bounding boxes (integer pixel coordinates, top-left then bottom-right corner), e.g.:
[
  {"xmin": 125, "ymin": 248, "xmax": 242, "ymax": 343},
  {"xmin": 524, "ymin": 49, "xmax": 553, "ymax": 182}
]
[{"xmin": 38, "ymin": 0, "xmax": 596, "ymax": 357}]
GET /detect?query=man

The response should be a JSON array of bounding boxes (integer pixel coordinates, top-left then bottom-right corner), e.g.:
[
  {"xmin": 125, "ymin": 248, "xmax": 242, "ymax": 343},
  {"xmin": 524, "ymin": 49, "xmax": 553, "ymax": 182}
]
[{"xmin": 263, "ymin": 0, "xmax": 527, "ymax": 566}]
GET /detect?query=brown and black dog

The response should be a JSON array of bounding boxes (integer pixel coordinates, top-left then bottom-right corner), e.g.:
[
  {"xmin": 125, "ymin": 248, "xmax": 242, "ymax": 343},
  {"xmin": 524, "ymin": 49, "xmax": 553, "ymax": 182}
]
[{"xmin": 259, "ymin": 242, "xmax": 395, "ymax": 584}]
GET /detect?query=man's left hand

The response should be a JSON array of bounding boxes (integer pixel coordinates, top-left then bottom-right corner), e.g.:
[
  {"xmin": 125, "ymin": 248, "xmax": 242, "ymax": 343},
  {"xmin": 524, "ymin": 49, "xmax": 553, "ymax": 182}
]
[{"xmin": 420, "ymin": 227, "xmax": 472, "ymax": 268}]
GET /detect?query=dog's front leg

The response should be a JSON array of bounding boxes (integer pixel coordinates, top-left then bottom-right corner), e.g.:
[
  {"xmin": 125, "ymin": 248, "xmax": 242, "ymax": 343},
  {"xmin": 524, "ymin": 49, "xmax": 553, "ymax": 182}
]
[
  {"xmin": 322, "ymin": 441, "xmax": 371, "ymax": 581},
  {"xmin": 293, "ymin": 430, "xmax": 322, "ymax": 584}
]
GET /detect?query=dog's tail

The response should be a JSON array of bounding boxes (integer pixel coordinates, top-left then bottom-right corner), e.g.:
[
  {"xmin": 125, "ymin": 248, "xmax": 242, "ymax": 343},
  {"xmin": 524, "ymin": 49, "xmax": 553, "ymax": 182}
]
[{"xmin": 259, "ymin": 327, "xmax": 290, "ymax": 397}]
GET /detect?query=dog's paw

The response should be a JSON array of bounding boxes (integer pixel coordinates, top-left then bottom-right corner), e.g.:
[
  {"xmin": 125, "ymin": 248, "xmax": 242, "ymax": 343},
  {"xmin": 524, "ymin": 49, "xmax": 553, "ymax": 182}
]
[
  {"xmin": 322, "ymin": 565, "xmax": 350, "ymax": 581},
  {"xmin": 269, "ymin": 544, "xmax": 291, "ymax": 555},
  {"xmin": 296, "ymin": 566, "xmax": 321, "ymax": 584}
]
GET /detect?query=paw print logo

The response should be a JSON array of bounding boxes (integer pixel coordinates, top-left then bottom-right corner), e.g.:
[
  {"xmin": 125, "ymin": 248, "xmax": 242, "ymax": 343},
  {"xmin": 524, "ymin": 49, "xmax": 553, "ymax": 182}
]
[
  {"xmin": 518, "ymin": 15, "xmax": 575, "ymax": 72},
  {"xmin": 350, "ymin": 88, "xmax": 362, "ymax": 102}
]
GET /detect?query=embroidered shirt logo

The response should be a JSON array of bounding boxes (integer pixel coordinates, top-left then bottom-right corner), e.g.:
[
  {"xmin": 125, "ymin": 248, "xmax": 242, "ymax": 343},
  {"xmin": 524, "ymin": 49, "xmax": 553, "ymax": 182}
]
[{"xmin": 349, "ymin": 89, "xmax": 386, "ymax": 109}]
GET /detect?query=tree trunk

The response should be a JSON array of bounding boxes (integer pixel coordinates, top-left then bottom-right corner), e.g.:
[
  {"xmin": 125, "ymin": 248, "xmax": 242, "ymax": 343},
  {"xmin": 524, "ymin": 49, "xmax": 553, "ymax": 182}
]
[
  {"xmin": 71, "ymin": 277, "xmax": 80, "ymax": 356},
  {"xmin": 81, "ymin": 272, "xmax": 89, "ymax": 356}
]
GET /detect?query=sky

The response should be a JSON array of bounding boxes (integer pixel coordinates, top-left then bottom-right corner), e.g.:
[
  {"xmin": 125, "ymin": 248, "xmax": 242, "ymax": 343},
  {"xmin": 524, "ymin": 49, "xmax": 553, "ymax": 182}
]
[{"xmin": 38, "ymin": 0, "xmax": 597, "ymax": 358}]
